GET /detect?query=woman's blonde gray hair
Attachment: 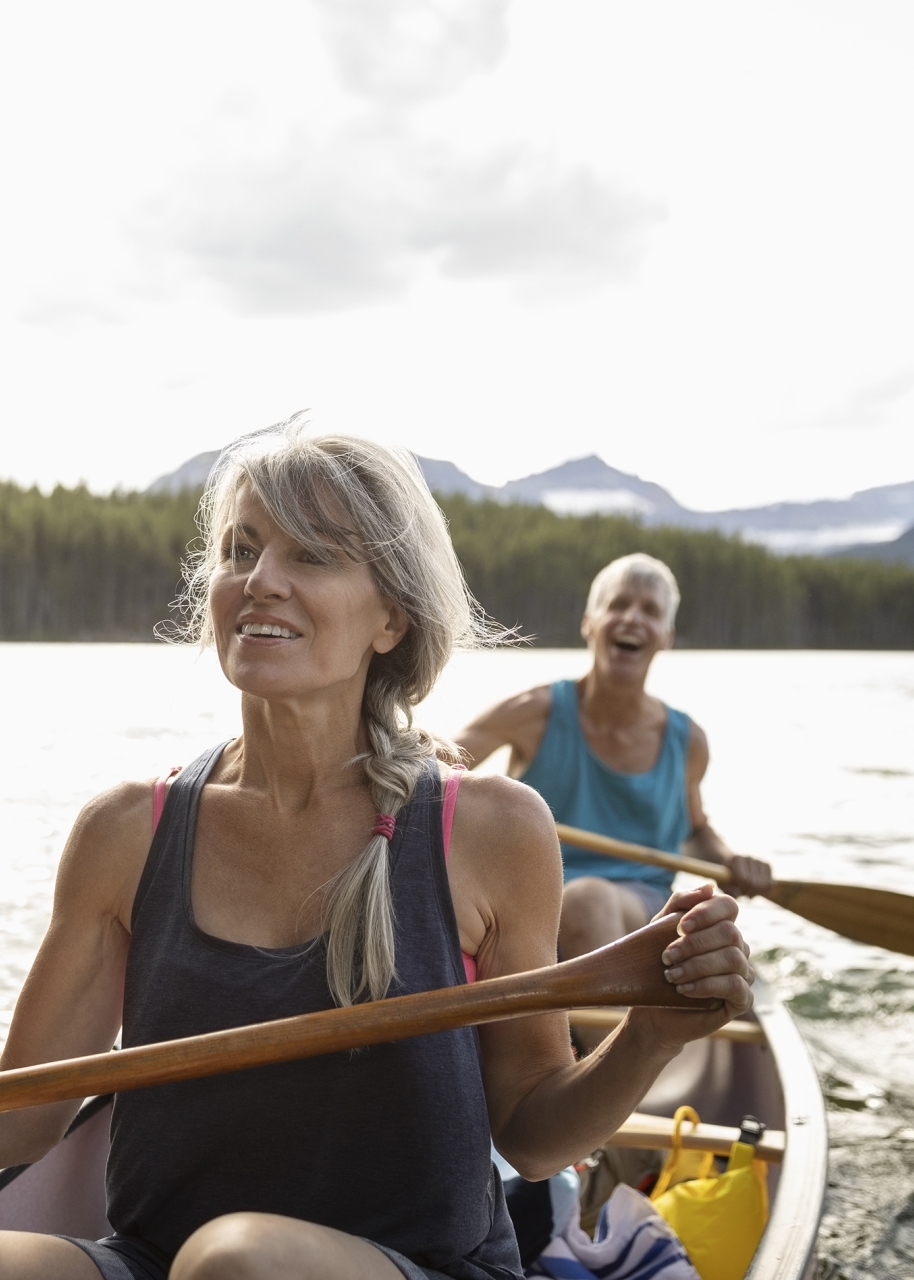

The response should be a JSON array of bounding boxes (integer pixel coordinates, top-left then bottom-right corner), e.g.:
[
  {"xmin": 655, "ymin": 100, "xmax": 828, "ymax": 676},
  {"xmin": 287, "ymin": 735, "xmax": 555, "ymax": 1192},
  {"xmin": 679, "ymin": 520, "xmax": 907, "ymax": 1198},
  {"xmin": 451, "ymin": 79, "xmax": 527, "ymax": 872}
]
[{"xmin": 171, "ymin": 412, "xmax": 496, "ymax": 1006}]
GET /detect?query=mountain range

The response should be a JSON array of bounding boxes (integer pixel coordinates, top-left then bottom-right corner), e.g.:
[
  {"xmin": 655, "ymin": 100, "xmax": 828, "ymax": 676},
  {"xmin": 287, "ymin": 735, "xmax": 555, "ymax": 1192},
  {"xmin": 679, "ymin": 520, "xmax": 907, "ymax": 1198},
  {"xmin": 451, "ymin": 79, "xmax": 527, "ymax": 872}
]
[{"xmin": 148, "ymin": 451, "xmax": 914, "ymax": 564}]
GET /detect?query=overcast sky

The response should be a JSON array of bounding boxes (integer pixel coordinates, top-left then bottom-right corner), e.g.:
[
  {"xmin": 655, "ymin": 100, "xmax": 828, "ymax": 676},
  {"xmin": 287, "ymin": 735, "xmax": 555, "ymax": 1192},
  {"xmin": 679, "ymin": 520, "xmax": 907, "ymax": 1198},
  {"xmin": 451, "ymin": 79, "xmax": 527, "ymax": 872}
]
[{"xmin": 2, "ymin": 0, "xmax": 913, "ymax": 509}]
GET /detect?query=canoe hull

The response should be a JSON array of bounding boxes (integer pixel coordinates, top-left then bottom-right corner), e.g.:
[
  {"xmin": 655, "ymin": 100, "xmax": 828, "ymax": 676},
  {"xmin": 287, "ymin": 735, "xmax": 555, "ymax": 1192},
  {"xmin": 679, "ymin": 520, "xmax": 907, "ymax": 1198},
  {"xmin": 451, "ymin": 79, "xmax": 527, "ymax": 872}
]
[{"xmin": 0, "ymin": 1095, "xmax": 110, "ymax": 1238}]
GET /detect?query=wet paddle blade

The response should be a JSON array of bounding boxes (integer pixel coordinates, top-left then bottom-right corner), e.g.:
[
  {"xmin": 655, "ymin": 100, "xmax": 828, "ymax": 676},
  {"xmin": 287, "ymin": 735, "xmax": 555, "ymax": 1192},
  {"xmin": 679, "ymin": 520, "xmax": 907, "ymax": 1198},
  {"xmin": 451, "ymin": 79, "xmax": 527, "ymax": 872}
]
[{"xmin": 768, "ymin": 881, "xmax": 914, "ymax": 956}]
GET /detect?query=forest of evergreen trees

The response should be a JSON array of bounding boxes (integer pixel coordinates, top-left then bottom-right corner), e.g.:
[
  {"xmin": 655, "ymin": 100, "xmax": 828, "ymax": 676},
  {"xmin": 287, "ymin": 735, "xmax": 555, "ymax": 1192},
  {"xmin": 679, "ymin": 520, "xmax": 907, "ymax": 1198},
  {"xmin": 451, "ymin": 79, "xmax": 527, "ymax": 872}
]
[
  {"xmin": 0, "ymin": 482, "xmax": 200, "ymax": 641},
  {"xmin": 439, "ymin": 496, "xmax": 914, "ymax": 648},
  {"xmin": 0, "ymin": 480, "xmax": 912, "ymax": 647}
]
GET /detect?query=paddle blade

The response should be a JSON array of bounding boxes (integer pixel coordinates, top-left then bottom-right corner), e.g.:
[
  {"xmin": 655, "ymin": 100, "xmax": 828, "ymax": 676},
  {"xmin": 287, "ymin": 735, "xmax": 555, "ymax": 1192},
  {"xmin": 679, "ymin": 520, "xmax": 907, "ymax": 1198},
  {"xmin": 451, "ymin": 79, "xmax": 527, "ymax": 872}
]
[{"xmin": 768, "ymin": 881, "xmax": 914, "ymax": 956}]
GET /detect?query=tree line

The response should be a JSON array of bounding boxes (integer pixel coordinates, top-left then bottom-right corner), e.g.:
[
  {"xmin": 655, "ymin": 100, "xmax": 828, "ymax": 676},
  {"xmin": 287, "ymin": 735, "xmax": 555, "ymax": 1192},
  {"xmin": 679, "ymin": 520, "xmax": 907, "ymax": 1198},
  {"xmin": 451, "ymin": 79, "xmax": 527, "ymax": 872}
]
[
  {"xmin": 0, "ymin": 482, "xmax": 200, "ymax": 641},
  {"xmin": 439, "ymin": 495, "xmax": 914, "ymax": 648},
  {"xmin": 0, "ymin": 480, "xmax": 911, "ymax": 647}
]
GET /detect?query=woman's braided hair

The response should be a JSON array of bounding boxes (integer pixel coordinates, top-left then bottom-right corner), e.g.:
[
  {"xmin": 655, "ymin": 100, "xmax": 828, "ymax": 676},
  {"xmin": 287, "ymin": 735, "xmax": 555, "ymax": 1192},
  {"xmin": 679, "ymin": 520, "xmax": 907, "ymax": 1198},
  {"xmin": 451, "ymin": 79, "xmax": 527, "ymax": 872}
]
[{"xmin": 170, "ymin": 413, "xmax": 497, "ymax": 1005}]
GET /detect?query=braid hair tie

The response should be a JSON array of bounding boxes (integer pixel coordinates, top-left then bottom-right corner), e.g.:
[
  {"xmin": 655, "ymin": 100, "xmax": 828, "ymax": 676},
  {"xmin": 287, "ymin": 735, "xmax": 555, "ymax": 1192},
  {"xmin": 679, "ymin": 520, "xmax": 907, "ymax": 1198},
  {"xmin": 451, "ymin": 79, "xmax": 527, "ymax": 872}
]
[{"xmin": 371, "ymin": 814, "xmax": 396, "ymax": 841}]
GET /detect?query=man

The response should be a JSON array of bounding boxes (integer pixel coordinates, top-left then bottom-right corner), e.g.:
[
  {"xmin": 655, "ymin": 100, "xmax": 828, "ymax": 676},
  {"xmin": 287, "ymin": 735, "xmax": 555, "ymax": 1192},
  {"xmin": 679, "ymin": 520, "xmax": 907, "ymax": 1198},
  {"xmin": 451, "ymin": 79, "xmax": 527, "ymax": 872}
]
[{"xmin": 456, "ymin": 552, "xmax": 772, "ymax": 970}]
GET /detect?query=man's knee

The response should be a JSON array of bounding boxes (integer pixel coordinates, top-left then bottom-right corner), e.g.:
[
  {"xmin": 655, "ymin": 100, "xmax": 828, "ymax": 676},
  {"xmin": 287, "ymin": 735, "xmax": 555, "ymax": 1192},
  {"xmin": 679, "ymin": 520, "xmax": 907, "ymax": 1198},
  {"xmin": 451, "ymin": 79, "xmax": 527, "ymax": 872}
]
[
  {"xmin": 562, "ymin": 876, "xmax": 623, "ymax": 925},
  {"xmin": 560, "ymin": 877, "xmax": 650, "ymax": 954}
]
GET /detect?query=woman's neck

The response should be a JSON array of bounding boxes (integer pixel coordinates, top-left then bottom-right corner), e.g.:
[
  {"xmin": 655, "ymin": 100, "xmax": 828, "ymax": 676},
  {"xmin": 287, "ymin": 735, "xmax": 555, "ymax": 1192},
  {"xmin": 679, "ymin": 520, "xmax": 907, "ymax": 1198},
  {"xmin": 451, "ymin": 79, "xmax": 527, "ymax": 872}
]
[{"xmin": 227, "ymin": 688, "xmax": 371, "ymax": 809}]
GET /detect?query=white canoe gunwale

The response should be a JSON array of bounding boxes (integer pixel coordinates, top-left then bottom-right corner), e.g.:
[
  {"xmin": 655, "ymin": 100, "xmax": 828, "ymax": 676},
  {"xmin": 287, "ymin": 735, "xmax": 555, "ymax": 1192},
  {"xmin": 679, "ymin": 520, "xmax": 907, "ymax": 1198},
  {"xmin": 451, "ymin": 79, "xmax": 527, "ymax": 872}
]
[{"xmin": 744, "ymin": 984, "xmax": 827, "ymax": 1280}]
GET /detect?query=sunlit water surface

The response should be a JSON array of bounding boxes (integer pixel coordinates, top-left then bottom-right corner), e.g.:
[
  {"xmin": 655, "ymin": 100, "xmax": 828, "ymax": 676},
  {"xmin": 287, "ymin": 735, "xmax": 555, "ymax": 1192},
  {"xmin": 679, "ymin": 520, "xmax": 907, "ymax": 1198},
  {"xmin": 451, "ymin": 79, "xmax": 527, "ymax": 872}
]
[{"xmin": 1, "ymin": 645, "xmax": 912, "ymax": 1276}]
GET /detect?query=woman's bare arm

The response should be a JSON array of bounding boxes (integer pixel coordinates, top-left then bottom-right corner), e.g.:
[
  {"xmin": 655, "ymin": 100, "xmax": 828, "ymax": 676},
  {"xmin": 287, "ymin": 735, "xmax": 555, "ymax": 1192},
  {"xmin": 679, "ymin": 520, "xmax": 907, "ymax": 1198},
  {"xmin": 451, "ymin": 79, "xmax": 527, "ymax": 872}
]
[
  {"xmin": 0, "ymin": 782, "xmax": 152, "ymax": 1165},
  {"xmin": 449, "ymin": 776, "xmax": 753, "ymax": 1181}
]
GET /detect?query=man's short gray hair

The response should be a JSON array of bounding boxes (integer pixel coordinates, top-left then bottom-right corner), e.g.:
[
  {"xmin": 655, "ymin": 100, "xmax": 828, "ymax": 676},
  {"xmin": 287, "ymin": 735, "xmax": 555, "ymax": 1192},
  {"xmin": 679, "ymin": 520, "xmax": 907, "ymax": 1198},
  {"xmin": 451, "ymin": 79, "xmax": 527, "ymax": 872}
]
[{"xmin": 585, "ymin": 553, "xmax": 680, "ymax": 628}]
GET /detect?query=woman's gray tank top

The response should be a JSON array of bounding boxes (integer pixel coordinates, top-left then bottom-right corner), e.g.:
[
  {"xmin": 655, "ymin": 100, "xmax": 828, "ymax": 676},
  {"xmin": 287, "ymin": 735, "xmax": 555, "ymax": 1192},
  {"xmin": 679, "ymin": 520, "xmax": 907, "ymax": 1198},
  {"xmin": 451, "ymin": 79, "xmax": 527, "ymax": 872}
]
[{"xmin": 107, "ymin": 743, "xmax": 522, "ymax": 1279}]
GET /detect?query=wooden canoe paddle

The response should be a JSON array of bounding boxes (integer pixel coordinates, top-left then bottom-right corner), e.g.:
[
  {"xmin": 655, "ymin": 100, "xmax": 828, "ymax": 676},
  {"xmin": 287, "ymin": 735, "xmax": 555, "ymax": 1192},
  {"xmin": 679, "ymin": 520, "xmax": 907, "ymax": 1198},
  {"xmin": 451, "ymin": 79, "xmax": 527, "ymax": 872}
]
[
  {"xmin": 556, "ymin": 822, "xmax": 914, "ymax": 956},
  {"xmin": 0, "ymin": 914, "xmax": 717, "ymax": 1114}
]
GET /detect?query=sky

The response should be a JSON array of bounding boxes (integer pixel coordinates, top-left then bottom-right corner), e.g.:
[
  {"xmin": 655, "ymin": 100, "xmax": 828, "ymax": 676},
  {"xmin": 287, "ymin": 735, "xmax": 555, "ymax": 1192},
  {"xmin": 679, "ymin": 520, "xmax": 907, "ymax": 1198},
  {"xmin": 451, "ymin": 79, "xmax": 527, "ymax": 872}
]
[{"xmin": 2, "ymin": 0, "xmax": 914, "ymax": 510}]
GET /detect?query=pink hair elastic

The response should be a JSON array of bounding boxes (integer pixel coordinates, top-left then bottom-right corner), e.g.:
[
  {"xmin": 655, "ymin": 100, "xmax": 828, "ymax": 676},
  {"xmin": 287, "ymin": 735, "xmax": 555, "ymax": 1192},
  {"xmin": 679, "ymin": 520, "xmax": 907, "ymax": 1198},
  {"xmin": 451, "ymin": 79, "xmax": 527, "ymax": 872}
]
[{"xmin": 372, "ymin": 814, "xmax": 396, "ymax": 841}]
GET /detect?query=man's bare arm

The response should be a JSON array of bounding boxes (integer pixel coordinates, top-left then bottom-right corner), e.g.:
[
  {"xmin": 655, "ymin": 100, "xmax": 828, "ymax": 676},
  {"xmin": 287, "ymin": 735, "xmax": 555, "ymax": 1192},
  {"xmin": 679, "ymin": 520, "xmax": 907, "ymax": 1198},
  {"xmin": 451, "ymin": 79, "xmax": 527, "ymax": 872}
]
[
  {"xmin": 454, "ymin": 686, "xmax": 552, "ymax": 775},
  {"xmin": 684, "ymin": 724, "xmax": 773, "ymax": 896}
]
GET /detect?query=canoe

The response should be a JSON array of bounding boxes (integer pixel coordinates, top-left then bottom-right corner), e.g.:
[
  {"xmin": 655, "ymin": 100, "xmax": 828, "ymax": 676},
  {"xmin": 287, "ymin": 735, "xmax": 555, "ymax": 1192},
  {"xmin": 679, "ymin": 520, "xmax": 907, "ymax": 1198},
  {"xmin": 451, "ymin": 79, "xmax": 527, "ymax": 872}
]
[{"xmin": 0, "ymin": 976, "xmax": 826, "ymax": 1278}]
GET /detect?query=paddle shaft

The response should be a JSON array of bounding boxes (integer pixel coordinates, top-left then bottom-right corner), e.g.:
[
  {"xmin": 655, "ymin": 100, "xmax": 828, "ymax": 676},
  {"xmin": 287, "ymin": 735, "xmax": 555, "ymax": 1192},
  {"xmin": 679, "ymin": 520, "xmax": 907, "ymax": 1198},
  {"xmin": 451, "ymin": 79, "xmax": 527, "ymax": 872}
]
[
  {"xmin": 0, "ymin": 915, "xmax": 716, "ymax": 1114},
  {"xmin": 556, "ymin": 822, "xmax": 914, "ymax": 956},
  {"xmin": 556, "ymin": 823, "xmax": 732, "ymax": 884}
]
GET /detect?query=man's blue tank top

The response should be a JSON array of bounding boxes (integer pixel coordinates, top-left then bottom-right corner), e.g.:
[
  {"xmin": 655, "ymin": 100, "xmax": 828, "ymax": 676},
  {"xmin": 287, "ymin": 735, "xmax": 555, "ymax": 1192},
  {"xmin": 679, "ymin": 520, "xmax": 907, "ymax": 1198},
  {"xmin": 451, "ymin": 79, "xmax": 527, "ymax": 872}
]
[{"xmin": 519, "ymin": 680, "xmax": 692, "ymax": 893}]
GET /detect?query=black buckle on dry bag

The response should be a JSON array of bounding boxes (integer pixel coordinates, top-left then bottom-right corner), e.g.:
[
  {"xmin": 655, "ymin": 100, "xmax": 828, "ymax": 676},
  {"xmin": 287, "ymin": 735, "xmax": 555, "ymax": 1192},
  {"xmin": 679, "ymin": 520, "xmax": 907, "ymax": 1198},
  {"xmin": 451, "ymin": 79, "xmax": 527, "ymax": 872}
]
[{"xmin": 738, "ymin": 1115, "xmax": 766, "ymax": 1147}]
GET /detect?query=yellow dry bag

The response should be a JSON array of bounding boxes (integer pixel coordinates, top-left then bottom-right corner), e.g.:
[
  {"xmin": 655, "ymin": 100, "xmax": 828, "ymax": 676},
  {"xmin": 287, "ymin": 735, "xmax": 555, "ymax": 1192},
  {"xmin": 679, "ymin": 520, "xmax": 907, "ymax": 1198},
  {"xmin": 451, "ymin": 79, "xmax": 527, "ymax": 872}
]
[{"xmin": 650, "ymin": 1106, "xmax": 769, "ymax": 1280}]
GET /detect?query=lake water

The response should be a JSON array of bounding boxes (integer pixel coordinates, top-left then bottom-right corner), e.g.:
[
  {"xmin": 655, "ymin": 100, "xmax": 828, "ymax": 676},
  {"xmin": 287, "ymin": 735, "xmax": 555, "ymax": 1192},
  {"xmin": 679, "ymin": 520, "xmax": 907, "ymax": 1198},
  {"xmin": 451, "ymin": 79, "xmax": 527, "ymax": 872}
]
[{"xmin": 1, "ymin": 645, "xmax": 912, "ymax": 1276}]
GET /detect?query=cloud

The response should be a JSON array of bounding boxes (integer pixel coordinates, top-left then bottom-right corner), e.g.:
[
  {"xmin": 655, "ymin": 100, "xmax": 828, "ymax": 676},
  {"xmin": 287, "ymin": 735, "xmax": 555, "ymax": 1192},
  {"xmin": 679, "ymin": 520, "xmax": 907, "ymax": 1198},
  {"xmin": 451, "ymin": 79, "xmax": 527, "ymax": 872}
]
[
  {"xmin": 135, "ymin": 123, "xmax": 663, "ymax": 315},
  {"xmin": 19, "ymin": 296, "xmax": 127, "ymax": 332},
  {"xmin": 145, "ymin": 126, "xmax": 416, "ymax": 314},
  {"xmin": 314, "ymin": 0, "xmax": 510, "ymax": 106},
  {"xmin": 27, "ymin": 0, "xmax": 662, "ymax": 322},
  {"xmin": 811, "ymin": 365, "xmax": 914, "ymax": 430},
  {"xmin": 852, "ymin": 367, "xmax": 914, "ymax": 410},
  {"xmin": 411, "ymin": 148, "xmax": 659, "ymax": 285}
]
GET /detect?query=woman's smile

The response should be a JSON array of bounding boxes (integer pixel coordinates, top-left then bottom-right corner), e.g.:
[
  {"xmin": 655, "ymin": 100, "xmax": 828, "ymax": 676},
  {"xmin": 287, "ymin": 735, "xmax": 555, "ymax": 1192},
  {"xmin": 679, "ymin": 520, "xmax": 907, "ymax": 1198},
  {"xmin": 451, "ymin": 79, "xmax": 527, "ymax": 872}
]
[{"xmin": 237, "ymin": 614, "xmax": 304, "ymax": 643}]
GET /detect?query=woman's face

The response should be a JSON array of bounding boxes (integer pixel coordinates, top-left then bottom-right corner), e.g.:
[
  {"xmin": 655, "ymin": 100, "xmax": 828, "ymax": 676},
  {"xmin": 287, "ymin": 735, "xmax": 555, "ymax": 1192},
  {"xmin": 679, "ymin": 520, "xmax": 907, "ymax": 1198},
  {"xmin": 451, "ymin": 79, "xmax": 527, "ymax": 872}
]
[{"xmin": 208, "ymin": 485, "xmax": 408, "ymax": 705}]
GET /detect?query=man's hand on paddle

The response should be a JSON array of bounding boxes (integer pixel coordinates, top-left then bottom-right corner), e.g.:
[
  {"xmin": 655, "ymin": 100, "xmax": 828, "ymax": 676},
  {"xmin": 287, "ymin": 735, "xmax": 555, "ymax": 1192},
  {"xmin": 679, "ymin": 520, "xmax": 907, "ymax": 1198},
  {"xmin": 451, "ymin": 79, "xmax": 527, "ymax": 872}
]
[
  {"xmin": 721, "ymin": 853, "xmax": 773, "ymax": 898},
  {"xmin": 628, "ymin": 884, "xmax": 754, "ymax": 1050}
]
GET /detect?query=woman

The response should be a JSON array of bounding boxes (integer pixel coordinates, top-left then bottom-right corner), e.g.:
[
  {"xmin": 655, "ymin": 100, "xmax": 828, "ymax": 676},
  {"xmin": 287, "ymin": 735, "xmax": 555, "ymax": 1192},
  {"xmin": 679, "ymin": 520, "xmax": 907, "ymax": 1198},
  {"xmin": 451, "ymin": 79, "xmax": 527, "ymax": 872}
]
[{"xmin": 0, "ymin": 417, "xmax": 754, "ymax": 1280}]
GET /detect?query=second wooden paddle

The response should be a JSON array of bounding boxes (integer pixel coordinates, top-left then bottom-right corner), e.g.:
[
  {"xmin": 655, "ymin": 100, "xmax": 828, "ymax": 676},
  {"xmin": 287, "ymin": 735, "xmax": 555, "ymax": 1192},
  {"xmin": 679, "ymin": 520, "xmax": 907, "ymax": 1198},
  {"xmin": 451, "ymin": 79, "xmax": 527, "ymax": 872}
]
[
  {"xmin": 556, "ymin": 822, "xmax": 914, "ymax": 956},
  {"xmin": 0, "ymin": 914, "xmax": 718, "ymax": 1115}
]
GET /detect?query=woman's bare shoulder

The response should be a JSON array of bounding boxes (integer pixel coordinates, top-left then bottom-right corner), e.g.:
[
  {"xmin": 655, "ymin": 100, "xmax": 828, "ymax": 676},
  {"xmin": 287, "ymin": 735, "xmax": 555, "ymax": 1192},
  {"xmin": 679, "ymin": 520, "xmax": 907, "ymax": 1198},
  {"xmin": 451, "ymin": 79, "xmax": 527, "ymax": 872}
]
[
  {"xmin": 452, "ymin": 766, "xmax": 552, "ymax": 821},
  {"xmin": 72, "ymin": 777, "xmax": 156, "ymax": 844},
  {"xmin": 448, "ymin": 770, "xmax": 561, "ymax": 884},
  {"xmin": 53, "ymin": 778, "xmax": 158, "ymax": 927}
]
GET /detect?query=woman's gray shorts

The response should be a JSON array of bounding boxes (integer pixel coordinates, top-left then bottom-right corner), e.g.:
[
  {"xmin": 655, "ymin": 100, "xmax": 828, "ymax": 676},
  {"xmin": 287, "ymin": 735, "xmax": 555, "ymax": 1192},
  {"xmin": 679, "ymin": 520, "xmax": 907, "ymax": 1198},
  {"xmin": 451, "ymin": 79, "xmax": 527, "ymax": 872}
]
[{"xmin": 59, "ymin": 1232, "xmax": 453, "ymax": 1280}]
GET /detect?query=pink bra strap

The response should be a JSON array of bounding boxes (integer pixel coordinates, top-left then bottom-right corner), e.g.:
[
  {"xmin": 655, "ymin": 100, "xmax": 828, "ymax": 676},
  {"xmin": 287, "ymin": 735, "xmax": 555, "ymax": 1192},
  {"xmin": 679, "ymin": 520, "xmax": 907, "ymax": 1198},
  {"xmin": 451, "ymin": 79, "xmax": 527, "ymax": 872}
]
[
  {"xmin": 152, "ymin": 766, "xmax": 183, "ymax": 835},
  {"xmin": 441, "ymin": 765, "xmax": 475, "ymax": 982},
  {"xmin": 442, "ymin": 764, "xmax": 466, "ymax": 865}
]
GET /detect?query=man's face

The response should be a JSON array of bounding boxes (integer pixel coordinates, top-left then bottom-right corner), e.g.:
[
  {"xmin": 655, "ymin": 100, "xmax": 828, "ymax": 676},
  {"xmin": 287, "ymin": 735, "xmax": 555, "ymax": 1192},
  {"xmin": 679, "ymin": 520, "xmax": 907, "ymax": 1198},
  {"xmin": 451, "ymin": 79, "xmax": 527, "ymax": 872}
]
[{"xmin": 581, "ymin": 576, "xmax": 673, "ymax": 683}]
